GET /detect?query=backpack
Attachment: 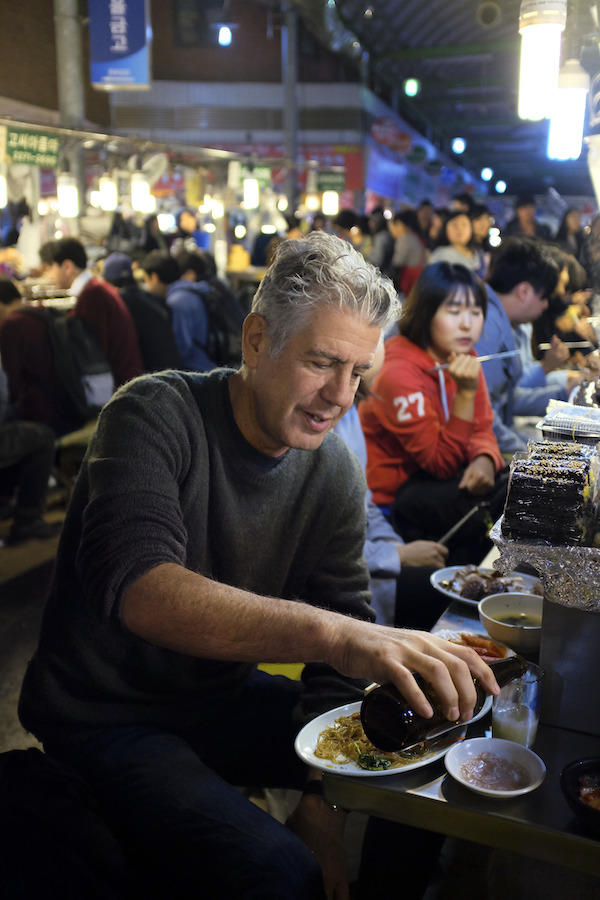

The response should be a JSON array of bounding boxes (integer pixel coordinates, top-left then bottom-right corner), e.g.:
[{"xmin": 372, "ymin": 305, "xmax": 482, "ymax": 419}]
[
  {"xmin": 23, "ymin": 307, "xmax": 115, "ymax": 426},
  {"xmin": 194, "ymin": 278, "xmax": 245, "ymax": 368}
]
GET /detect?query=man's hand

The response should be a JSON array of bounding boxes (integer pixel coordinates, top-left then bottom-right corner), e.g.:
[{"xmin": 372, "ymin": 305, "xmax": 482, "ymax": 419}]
[
  {"xmin": 397, "ymin": 540, "xmax": 448, "ymax": 568},
  {"xmin": 330, "ymin": 624, "xmax": 500, "ymax": 726},
  {"xmin": 566, "ymin": 370, "xmax": 584, "ymax": 394},
  {"xmin": 540, "ymin": 335, "xmax": 569, "ymax": 373},
  {"xmin": 458, "ymin": 455, "xmax": 495, "ymax": 495},
  {"xmin": 286, "ymin": 794, "xmax": 349, "ymax": 900}
]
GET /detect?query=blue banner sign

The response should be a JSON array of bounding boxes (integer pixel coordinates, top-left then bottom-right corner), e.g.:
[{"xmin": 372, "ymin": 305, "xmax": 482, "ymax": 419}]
[{"xmin": 88, "ymin": 0, "xmax": 151, "ymax": 90}]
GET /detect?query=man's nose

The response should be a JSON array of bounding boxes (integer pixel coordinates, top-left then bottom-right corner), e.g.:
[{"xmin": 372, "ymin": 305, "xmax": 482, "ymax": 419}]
[{"xmin": 322, "ymin": 372, "xmax": 355, "ymax": 408}]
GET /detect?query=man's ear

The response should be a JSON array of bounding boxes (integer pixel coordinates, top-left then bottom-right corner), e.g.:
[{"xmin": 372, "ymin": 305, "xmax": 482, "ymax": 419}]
[
  {"xmin": 514, "ymin": 281, "xmax": 533, "ymax": 304},
  {"xmin": 242, "ymin": 313, "xmax": 270, "ymax": 369}
]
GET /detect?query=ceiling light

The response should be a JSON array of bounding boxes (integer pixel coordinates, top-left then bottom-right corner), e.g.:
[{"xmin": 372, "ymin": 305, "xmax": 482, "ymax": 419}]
[
  {"xmin": 480, "ymin": 167, "xmax": 494, "ymax": 181},
  {"xmin": 403, "ymin": 78, "xmax": 421, "ymax": 97},
  {"xmin": 218, "ymin": 25, "xmax": 232, "ymax": 46},
  {"xmin": 452, "ymin": 137, "xmax": 466, "ymax": 154},
  {"xmin": 518, "ymin": 0, "xmax": 567, "ymax": 120},
  {"xmin": 547, "ymin": 59, "xmax": 589, "ymax": 160},
  {"xmin": 495, "ymin": 180, "xmax": 507, "ymax": 194}
]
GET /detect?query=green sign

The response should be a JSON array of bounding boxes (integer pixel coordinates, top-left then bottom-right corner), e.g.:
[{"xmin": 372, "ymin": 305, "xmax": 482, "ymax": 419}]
[
  {"xmin": 317, "ymin": 171, "xmax": 346, "ymax": 192},
  {"xmin": 4, "ymin": 128, "xmax": 61, "ymax": 167}
]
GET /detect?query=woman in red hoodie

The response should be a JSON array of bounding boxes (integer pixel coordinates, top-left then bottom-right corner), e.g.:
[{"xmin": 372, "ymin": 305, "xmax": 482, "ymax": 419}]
[{"xmin": 359, "ymin": 262, "xmax": 507, "ymax": 564}]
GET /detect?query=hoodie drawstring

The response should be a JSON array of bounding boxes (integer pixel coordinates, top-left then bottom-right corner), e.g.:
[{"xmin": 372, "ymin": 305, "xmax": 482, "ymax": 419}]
[{"xmin": 438, "ymin": 367, "xmax": 450, "ymax": 421}]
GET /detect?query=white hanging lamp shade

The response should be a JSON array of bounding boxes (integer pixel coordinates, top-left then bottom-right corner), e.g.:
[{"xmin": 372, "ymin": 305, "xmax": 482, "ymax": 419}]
[
  {"xmin": 0, "ymin": 168, "xmax": 7, "ymax": 209},
  {"xmin": 99, "ymin": 174, "xmax": 118, "ymax": 211},
  {"xmin": 548, "ymin": 59, "xmax": 590, "ymax": 160},
  {"xmin": 130, "ymin": 171, "xmax": 151, "ymax": 212},
  {"xmin": 518, "ymin": 0, "xmax": 567, "ymax": 121},
  {"xmin": 57, "ymin": 171, "xmax": 79, "ymax": 218}
]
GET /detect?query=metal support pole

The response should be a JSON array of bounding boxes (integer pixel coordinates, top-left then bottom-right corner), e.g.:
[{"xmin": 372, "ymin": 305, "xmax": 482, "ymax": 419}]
[
  {"xmin": 281, "ymin": 2, "xmax": 298, "ymax": 213},
  {"xmin": 53, "ymin": 0, "xmax": 86, "ymax": 230}
]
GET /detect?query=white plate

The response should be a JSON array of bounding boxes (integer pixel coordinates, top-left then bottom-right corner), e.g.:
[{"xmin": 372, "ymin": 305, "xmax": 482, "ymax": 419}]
[
  {"xmin": 444, "ymin": 736, "xmax": 546, "ymax": 798},
  {"xmin": 294, "ymin": 696, "xmax": 492, "ymax": 777},
  {"xmin": 430, "ymin": 566, "xmax": 541, "ymax": 608}
]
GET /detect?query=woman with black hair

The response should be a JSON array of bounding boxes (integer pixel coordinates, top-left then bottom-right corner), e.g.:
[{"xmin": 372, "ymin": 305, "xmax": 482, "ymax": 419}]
[
  {"xmin": 359, "ymin": 262, "xmax": 507, "ymax": 564},
  {"xmin": 429, "ymin": 209, "xmax": 486, "ymax": 277},
  {"xmin": 554, "ymin": 207, "xmax": 585, "ymax": 259}
]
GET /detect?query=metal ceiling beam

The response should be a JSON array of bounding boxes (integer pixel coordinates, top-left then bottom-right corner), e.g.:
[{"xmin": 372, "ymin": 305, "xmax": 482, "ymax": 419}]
[{"xmin": 379, "ymin": 39, "xmax": 517, "ymax": 63}]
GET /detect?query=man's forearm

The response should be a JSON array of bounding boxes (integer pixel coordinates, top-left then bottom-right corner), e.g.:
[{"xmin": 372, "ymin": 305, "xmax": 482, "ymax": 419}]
[{"xmin": 122, "ymin": 562, "xmax": 347, "ymax": 665}]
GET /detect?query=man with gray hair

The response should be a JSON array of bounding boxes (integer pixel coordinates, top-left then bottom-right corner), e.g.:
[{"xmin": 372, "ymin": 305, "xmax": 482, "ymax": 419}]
[{"xmin": 19, "ymin": 233, "xmax": 498, "ymax": 899}]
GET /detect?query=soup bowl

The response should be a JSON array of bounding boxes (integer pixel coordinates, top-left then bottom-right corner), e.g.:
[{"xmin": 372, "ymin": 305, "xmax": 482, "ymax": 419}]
[{"xmin": 478, "ymin": 592, "xmax": 543, "ymax": 653}]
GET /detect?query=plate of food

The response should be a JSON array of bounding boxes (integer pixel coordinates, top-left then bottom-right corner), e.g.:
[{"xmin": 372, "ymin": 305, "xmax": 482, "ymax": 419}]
[
  {"xmin": 430, "ymin": 564, "xmax": 542, "ymax": 607},
  {"xmin": 295, "ymin": 696, "xmax": 492, "ymax": 777},
  {"xmin": 434, "ymin": 629, "xmax": 514, "ymax": 662}
]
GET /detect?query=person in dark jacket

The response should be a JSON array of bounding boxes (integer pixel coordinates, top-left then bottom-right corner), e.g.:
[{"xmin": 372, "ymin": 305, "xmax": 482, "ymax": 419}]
[{"xmin": 102, "ymin": 252, "xmax": 182, "ymax": 373}]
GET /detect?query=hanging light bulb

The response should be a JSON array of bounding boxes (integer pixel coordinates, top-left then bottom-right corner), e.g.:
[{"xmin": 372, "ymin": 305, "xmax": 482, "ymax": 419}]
[
  {"xmin": 322, "ymin": 191, "xmax": 339, "ymax": 216},
  {"xmin": 518, "ymin": 0, "xmax": 567, "ymax": 121},
  {"xmin": 0, "ymin": 165, "xmax": 7, "ymax": 209},
  {"xmin": 99, "ymin": 173, "xmax": 118, "ymax": 211},
  {"xmin": 57, "ymin": 171, "xmax": 79, "ymax": 218},
  {"xmin": 243, "ymin": 177, "xmax": 259, "ymax": 209},
  {"xmin": 130, "ymin": 170, "xmax": 151, "ymax": 213},
  {"xmin": 547, "ymin": 59, "xmax": 589, "ymax": 160}
]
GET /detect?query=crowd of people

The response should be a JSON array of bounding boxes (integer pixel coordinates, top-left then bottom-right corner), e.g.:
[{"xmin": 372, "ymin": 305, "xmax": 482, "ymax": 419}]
[{"xmin": 0, "ymin": 192, "xmax": 599, "ymax": 896}]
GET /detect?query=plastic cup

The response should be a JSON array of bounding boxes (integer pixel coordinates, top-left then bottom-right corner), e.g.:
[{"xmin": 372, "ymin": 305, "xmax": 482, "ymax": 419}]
[{"xmin": 492, "ymin": 662, "xmax": 544, "ymax": 748}]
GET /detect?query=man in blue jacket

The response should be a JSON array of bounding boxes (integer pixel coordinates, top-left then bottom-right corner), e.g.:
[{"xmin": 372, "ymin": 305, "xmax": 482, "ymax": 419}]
[{"xmin": 476, "ymin": 237, "xmax": 561, "ymax": 454}]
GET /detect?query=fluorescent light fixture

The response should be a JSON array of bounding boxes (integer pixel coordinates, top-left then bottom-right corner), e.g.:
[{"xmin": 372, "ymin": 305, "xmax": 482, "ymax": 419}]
[
  {"xmin": 130, "ymin": 171, "xmax": 150, "ymax": 212},
  {"xmin": 204, "ymin": 222, "xmax": 216, "ymax": 233},
  {"xmin": 277, "ymin": 196, "xmax": 289, "ymax": 212},
  {"xmin": 452, "ymin": 137, "xmax": 466, "ymax": 154},
  {"xmin": 547, "ymin": 59, "xmax": 589, "ymax": 160},
  {"xmin": 305, "ymin": 194, "xmax": 321, "ymax": 211},
  {"xmin": 234, "ymin": 224, "xmax": 247, "ymax": 239},
  {"xmin": 518, "ymin": 0, "xmax": 566, "ymax": 120},
  {"xmin": 585, "ymin": 135, "xmax": 600, "ymax": 207},
  {"xmin": 99, "ymin": 174, "xmax": 118, "ymax": 211},
  {"xmin": 89, "ymin": 190, "xmax": 102, "ymax": 208},
  {"xmin": 57, "ymin": 172, "xmax": 79, "ymax": 218},
  {"xmin": 480, "ymin": 167, "xmax": 494, "ymax": 182},
  {"xmin": 322, "ymin": 190, "xmax": 339, "ymax": 216},
  {"xmin": 261, "ymin": 223, "xmax": 277, "ymax": 234},
  {"xmin": 243, "ymin": 177, "xmax": 259, "ymax": 209}
]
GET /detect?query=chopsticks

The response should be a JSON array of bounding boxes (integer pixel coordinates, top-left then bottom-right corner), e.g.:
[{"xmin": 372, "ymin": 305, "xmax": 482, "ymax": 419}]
[
  {"xmin": 428, "ymin": 349, "xmax": 520, "ymax": 373},
  {"xmin": 538, "ymin": 341, "xmax": 595, "ymax": 350},
  {"xmin": 438, "ymin": 501, "xmax": 490, "ymax": 546}
]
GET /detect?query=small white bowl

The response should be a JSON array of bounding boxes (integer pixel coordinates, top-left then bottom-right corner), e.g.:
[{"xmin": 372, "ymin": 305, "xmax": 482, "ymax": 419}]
[
  {"xmin": 478, "ymin": 592, "xmax": 543, "ymax": 652},
  {"xmin": 444, "ymin": 737, "xmax": 546, "ymax": 798}
]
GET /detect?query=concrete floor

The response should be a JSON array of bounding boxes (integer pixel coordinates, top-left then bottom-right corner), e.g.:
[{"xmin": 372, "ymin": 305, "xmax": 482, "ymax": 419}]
[{"xmin": 0, "ymin": 559, "xmax": 50, "ymax": 754}]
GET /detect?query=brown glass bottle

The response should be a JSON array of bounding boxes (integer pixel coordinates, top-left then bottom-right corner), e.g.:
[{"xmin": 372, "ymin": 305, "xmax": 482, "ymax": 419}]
[{"xmin": 360, "ymin": 656, "xmax": 529, "ymax": 751}]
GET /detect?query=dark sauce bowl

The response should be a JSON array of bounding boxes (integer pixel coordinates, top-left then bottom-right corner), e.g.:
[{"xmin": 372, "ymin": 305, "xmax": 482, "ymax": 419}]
[{"xmin": 560, "ymin": 757, "xmax": 600, "ymax": 837}]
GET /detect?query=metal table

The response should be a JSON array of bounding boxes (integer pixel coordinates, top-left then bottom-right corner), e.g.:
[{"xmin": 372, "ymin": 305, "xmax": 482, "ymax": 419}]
[{"xmin": 323, "ymin": 601, "xmax": 600, "ymax": 878}]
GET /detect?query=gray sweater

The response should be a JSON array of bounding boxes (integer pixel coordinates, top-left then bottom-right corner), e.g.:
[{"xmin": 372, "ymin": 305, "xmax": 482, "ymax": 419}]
[{"xmin": 19, "ymin": 369, "xmax": 373, "ymax": 741}]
